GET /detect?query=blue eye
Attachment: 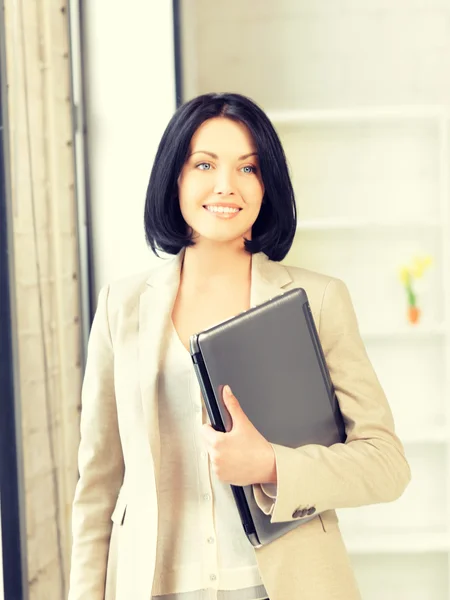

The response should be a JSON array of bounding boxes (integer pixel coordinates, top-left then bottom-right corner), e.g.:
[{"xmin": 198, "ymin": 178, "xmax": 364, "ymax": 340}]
[
  {"xmin": 242, "ymin": 165, "xmax": 257, "ymax": 174},
  {"xmin": 197, "ymin": 162, "xmax": 212, "ymax": 170}
]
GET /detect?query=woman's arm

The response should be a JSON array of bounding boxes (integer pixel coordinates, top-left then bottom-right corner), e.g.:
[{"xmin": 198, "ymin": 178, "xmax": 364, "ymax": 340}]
[
  {"xmin": 254, "ymin": 278, "xmax": 411, "ymax": 523},
  {"xmin": 68, "ymin": 285, "xmax": 125, "ymax": 599}
]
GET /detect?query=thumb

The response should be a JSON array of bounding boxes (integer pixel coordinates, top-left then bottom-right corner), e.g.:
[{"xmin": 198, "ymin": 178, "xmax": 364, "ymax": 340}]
[{"xmin": 222, "ymin": 385, "xmax": 246, "ymax": 422}]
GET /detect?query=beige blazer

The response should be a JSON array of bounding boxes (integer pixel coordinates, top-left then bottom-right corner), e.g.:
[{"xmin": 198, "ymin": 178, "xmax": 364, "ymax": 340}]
[{"xmin": 68, "ymin": 251, "xmax": 411, "ymax": 600}]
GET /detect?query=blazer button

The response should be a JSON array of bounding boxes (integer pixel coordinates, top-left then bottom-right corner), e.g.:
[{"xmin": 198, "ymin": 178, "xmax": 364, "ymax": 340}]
[
  {"xmin": 292, "ymin": 508, "xmax": 306, "ymax": 518},
  {"xmin": 306, "ymin": 507, "xmax": 316, "ymax": 515}
]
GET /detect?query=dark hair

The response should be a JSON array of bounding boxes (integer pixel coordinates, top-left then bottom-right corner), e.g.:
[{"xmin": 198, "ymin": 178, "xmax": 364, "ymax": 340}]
[{"xmin": 144, "ymin": 93, "xmax": 297, "ymax": 261}]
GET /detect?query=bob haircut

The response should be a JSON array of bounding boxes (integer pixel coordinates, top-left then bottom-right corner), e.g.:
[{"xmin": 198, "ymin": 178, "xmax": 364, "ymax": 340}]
[{"xmin": 144, "ymin": 92, "xmax": 297, "ymax": 262}]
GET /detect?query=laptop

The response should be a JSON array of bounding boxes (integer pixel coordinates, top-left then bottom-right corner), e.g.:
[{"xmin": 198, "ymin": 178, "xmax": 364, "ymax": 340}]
[{"xmin": 189, "ymin": 287, "xmax": 346, "ymax": 548}]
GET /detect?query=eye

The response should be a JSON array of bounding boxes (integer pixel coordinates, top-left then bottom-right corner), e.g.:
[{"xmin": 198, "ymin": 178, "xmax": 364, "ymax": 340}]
[
  {"xmin": 241, "ymin": 165, "xmax": 257, "ymax": 174},
  {"xmin": 196, "ymin": 162, "xmax": 212, "ymax": 171}
]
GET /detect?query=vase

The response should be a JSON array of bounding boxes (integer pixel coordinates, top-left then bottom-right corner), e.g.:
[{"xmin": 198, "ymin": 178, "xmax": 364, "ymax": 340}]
[{"xmin": 407, "ymin": 305, "xmax": 420, "ymax": 324}]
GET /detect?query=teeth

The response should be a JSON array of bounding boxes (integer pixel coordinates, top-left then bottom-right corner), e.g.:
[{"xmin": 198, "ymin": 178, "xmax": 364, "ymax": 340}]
[{"xmin": 206, "ymin": 206, "xmax": 239, "ymax": 214}]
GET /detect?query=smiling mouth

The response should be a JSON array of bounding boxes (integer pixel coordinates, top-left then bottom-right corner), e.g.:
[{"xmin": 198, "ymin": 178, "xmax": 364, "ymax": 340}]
[{"xmin": 203, "ymin": 205, "xmax": 242, "ymax": 215}]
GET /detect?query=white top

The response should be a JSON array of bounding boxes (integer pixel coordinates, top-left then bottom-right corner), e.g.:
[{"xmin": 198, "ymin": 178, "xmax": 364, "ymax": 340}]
[{"xmin": 151, "ymin": 323, "xmax": 269, "ymax": 600}]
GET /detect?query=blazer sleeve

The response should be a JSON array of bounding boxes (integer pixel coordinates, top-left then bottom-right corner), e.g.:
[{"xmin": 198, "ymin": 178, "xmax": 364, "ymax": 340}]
[
  {"xmin": 254, "ymin": 278, "xmax": 411, "ymax": 523},
  {"xmin": 68, "ymin": 285, "xmax": 125, "ymax": 599}
]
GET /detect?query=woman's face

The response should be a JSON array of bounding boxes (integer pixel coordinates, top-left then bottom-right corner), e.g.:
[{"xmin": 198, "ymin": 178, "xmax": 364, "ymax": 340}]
[{"xmin": 178, "ymin": 117, "xmax": 265, "ymax": 246}]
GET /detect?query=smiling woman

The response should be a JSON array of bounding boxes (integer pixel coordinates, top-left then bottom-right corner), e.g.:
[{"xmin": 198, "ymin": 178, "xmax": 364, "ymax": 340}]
[{"xmin": 69, "ymin": 93, "xmax": 410, "ymax": 600}]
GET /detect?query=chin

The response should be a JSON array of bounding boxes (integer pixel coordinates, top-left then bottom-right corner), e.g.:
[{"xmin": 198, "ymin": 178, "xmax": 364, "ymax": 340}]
[
  {"xmin": 189, "ymin": 220, "xmax": 253, "ymax": 244},
  {"xmin": 193, "ymin": 229, "xmax": 251, "ymax": 246}
]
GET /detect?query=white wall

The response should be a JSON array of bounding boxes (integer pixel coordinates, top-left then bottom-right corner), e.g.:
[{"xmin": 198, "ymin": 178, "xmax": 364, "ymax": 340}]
[
  {"xmin": 181, "ymin": 0, "xmax": 450, "ymax": 110},
  {"xmin": 83, "ymin": 1, "xmax": 177, "ymax": 295},
  {"xmin": 179, "ymin": 2, "xmax": 450, "ymax": 599}
]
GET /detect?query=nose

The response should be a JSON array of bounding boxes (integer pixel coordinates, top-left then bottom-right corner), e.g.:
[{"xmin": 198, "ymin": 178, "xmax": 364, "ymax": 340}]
[{"xmin": 213, "ymin": 167, "xmax": 235, "ymax": 195}]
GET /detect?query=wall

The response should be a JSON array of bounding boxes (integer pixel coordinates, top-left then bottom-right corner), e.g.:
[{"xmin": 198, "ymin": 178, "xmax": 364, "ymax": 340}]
[
  {"xmin": 180, "ymin": 0, "xmax": 450, "ymax": 110},
  {"xmin": 82, "ymin": 1, "xmax": 177, "ymax": 296},
  {"xmin": 179, "ymin": 1, "xmax": 450, "ymax": 599}
]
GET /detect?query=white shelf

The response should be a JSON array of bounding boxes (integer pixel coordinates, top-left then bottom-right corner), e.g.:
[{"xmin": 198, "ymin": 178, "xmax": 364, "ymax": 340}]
[
  {"xmin": 270, "ymin": 102, "xmax": 450, "ymax": 597},
  {"xmin": 268, "ymin": 106, "xmax": 450, "ymax": 126},
  {"xmin": 360, "ymin": 324, "xmax": 447, "ymax": 339},
  {"xmin": 399, "ymin": 427, "xmax": 448, "ymax": 445},
  {"xmin": 296, "ymin": 218, "xmax": 441, "ymax": 232},
  {"xmin": 344, "ymin": 532, "xmax": 450, "ymax": 554}
]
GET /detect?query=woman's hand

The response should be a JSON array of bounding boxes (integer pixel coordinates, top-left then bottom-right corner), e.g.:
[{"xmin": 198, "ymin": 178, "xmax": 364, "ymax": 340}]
[{"xmin": 200, "ymin": 385, "xmax": 277, "ymax": 486}]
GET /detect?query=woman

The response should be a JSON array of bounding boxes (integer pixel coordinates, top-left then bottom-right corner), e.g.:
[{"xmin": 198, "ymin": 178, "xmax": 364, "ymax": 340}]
[{"xmin": 68, "ymin": 93, "xmax": 411, "ymax": 600}]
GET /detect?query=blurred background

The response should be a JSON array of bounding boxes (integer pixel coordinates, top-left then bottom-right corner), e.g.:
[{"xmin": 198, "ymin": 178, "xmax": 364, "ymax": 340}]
[{"xmin": 1, "ymin": 1, "xmax": 449, "ymax": 599}]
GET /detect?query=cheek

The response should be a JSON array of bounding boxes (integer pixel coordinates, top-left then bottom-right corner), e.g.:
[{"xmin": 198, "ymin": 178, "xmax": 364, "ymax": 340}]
[
  {"xmin": 242, "ymin": 179, "xmax": 264, "ymax": 209},
  {"xmin": 178, "ymin": 179, "xmax": 211, "ymax": 229},
  {"xmin": 178, "ymin": 171, "xmax": 211, "ymax": 204}
]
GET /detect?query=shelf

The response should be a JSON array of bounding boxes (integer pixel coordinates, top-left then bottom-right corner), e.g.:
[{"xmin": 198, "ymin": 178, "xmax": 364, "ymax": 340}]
[
  {"xmin": 399, "ymin": 427, "xmax": 448, "ymax": 445},
  {"xmin": 360, "ymin": 325, "xmax": 447, "ymax": 339},
  {"xmin": 268, "ymin": 106, "xmax": 450, "ymax": 126},
  {"xmin": 343, "ymin": 531, "xmax": 450, "ymax": 554},
  {"xmin": 296, "ymin": 218, "xmax": 441, "ymax": 232}
]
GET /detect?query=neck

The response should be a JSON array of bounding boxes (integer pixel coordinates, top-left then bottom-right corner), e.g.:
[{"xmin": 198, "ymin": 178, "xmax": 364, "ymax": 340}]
[{"xmin": 181, "ymin": 241, "xmax": 252, "ymax": 290}]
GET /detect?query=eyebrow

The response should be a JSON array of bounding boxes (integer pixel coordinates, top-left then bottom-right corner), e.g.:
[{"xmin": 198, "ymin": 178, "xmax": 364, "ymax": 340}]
[{"xmin": 189, "ymin": 150, "xmax": 258, "ymax": 161}]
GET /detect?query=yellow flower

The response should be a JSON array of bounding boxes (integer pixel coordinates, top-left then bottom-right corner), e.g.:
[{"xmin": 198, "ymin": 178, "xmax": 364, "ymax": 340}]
[
  {"xmin": 411, "ymin": 255, "xmax": 433, "ymax": 279},
  {"xmin": 399, "ymin": 266, "xmax": 410, "ymax": 286}
]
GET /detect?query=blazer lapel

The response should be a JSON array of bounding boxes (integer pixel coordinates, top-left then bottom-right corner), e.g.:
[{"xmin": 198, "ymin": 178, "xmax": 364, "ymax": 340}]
[
  {"xmin": 138, "ymin": 251, "xmax": 184, "ymax": 491},
  {"xmin": 250, "ymin": 252, "xmax": 293, "ymax": 308}
]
